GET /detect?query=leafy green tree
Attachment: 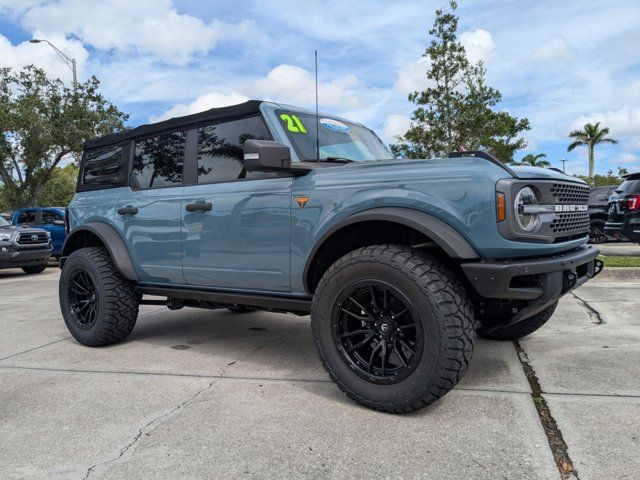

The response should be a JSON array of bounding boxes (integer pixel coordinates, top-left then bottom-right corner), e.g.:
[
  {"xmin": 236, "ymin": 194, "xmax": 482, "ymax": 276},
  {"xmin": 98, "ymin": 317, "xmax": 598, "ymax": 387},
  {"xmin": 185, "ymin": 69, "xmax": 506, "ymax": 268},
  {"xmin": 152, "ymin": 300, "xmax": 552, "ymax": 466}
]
[
  {"xmin": 393, "ymin": 1, "xmax": 529, "ymax": 162},
  {"xmin": 567, "ymin": 122, "xmax": 618, "ymax": 180},
  {"xmin": 576, "ymin": 167, "xmax": 628, "ymax": 187},
  {"xmin": 518, "ymin": 153, "xmax": 550, "ymax": 168},
  {"xmin": 38, "ymin": 163, "xmax": 79, "ymax": 207},
  {"xmin": 0, "ymin": 65, "xmax": 128, "ymax": 209}
]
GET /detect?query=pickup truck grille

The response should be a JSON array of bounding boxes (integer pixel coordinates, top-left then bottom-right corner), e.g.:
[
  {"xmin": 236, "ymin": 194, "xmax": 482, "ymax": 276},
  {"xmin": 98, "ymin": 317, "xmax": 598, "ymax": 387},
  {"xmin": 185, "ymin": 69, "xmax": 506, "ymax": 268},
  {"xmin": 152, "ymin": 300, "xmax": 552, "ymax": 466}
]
[{"xmin": 16, "ymin": 232, "xmax": 49, "ymax": 245}]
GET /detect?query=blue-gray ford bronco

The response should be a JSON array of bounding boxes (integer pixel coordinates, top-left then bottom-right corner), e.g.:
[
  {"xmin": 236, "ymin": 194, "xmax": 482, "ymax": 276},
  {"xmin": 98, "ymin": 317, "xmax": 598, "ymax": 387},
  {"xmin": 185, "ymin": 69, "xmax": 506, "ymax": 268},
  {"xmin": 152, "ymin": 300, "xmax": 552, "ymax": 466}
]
[{"xmin": 59, "ymin": 100, "xmax": 601, "ymax": 413}]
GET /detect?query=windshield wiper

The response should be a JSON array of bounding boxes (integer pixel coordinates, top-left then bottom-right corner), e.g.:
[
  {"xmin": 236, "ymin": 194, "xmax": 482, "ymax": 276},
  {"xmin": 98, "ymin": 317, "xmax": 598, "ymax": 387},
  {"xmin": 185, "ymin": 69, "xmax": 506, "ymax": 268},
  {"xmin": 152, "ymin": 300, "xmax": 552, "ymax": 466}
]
[{"xmin": 309, "ymin": 157, "xmax": 355, "ymax": 164}]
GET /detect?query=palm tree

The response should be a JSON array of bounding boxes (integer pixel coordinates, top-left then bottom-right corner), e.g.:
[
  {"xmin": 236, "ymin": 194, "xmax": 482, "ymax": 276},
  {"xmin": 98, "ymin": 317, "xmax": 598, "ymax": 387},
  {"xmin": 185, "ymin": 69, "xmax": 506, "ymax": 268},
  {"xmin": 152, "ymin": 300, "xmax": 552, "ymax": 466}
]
[
  {"xmin": 520, "ymin": 153, "xmax": 551, "ymax": 168},
  {"xmin": 567, "ymin": 122, "xmax": 618, "ymax": 180}
]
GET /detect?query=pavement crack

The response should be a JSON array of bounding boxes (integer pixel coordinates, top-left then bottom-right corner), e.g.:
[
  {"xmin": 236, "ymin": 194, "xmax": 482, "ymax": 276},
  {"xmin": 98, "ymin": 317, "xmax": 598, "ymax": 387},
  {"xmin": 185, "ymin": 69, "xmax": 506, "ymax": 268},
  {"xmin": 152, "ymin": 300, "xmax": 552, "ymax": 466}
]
[
  {"xmin": 223, "ymin": 333, "xmax": 290, "ymax": 373},
  {"xmin": 514, "ymin": 341, "xmax": 580, "ymax": 480},
  {"xmin": 570, "ymin": 292, "xmax": 605, "ymax": 325},
  {"xmin": 82, "ymin": 378, "xmax": 220, "ymax": 480}
]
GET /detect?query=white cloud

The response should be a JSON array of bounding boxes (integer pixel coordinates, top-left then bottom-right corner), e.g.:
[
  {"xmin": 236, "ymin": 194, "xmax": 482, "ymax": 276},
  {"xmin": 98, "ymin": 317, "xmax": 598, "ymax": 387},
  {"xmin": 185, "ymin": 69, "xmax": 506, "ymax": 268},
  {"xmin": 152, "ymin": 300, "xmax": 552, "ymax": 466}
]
[
  {"xmin": 613, "ymin": 152, "xmax": 639, "ymax": 164},
  {"xmin": 382, "ymin": 114, "xmax": 412, "ymax": 143},
  {"xmin": 149, "ymin": 91, "xmax": 249, "ymax": 123},
  {"xmin": 251, "ymin": 64, "xmax": 369, "ymax": 110},
  {"xmin": 569, "ymin": 107, "xmax": 640, "ymax": 149},
  {"xmin": 394, "ymin": 57, "xmax": 430, "ymax": 95},
  {"xmin": 18, "ymin": 0, "xmax": 256, "ymax": 65},
  {"xmin": 0, "ymin": 33, "xmax": 88, "ymax": 85},
  {"xmin": 531, "ymin": 35, "xmax": 574, "ymax": 62},
  {"xmin": 460, "ymin": 29, "xmax": 495, "ymax": 64}
]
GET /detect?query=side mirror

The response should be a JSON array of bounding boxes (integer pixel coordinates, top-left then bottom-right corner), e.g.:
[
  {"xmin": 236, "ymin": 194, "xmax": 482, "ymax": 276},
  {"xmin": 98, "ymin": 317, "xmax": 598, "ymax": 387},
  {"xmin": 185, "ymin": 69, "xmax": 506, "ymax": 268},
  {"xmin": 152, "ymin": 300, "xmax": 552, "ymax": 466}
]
[{"xmin": 243, "ymin": 140, "xmax": 292, "ymax": 172}]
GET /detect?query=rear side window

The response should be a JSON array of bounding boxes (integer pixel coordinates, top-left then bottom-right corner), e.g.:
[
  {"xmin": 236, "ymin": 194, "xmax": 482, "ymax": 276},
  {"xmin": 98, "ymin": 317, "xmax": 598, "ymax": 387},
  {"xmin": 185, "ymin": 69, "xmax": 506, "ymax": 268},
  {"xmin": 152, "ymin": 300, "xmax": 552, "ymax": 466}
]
[
  {"xmin": 82, "ymin": 146, "xmax": 123, "ymax": 187},
  {"xmin": 16, "ymin": 210, "xmax": 37, "ymax": 225},
  {"xmin": 133, "ymin": 131, "xmax": 186, "ymax": 189},
  {"xmin": 196, "ymin": 116, "xmax": 272, "ymax": 184},
  {"xmin": 617, "ymin": 179, "xmax": 640, "ymax": 194},
  {"xmin": 41, "ymin": 210, "xmax": 63, "ymax": 225}
]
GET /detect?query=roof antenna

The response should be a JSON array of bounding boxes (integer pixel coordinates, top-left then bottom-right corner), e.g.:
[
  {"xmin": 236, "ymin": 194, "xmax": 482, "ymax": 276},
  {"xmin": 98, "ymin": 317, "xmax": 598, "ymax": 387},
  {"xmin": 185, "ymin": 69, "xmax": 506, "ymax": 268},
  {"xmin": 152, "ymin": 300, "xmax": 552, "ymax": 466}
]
[{"xmin": 315, "ymin": 50, "xmax": 320, "ymax": 161}]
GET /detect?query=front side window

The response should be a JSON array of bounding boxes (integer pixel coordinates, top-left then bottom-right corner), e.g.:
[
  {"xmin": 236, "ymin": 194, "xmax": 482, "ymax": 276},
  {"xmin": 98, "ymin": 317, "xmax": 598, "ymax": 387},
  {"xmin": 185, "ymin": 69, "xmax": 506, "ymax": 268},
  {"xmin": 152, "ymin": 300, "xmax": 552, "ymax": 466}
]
[
  {"xmin": 133, "ymin": 131, "xmax": 186, "ymax": 189},
  {"xmin": 276, "ymin": 110, "xmax": 393, "ymax": 162},
  {"xmin": 197, "ymin": 116, "xmax": 272, "ymax": 184},
  {"xmin": 17, "ymin": 211, "xmax": 37, "ymax": 225},
  {"xmin": 41, "ymin": 210, "xmax": 63, "ymax": 225},
  {"xmin": 82, "ymin": 146, "xmax": 123, "ymax": 187}
]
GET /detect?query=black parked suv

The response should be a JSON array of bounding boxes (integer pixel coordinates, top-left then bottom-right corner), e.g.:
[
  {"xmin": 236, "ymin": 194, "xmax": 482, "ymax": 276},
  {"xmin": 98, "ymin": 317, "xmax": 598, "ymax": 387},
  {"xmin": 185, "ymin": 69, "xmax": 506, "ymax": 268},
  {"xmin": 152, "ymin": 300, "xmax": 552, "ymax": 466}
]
[
  {"xmin": 588, "ymin": 185, "xmax": 617, "ymax": 243},
  {"xmin": 0, "ymin": 215, "xmax": 52, "ymax": 274},
  {"xmin": 605, "ymin": 173, "xmax": 640, "ymax": 244}
]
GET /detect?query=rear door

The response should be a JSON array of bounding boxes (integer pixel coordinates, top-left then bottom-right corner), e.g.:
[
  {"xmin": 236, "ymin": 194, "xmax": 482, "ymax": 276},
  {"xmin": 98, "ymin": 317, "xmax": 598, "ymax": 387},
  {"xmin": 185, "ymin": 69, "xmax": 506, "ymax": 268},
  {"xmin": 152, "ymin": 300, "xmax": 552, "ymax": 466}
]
[
  {"xmin": 180, "ymin": 116, "xmax": 292, "ymax": 293},
  {"xmin": 114, "ymin": 131, "xmax": 186, "ymax": 284}
]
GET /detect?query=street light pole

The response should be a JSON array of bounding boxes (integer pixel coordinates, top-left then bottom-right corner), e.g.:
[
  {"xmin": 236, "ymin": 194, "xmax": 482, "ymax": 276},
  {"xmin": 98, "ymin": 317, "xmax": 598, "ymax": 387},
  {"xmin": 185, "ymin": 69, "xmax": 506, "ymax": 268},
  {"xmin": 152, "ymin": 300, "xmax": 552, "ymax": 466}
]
[
  {"xmin": 561, "ymin": 158, "xmax": 567, "ymax": 174},
  {"xmin": 28, "ymin": 39, "xmax": 77, "ymax": 90}
]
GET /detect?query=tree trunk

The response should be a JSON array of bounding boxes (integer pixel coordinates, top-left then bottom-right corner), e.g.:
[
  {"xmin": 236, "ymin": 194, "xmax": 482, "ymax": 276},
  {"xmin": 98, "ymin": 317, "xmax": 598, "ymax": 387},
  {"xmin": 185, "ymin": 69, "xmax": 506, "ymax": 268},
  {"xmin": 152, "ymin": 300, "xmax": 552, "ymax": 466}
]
[{"xmin": 588, "ymin": 143, "xmax": 595, "ymax": 180}]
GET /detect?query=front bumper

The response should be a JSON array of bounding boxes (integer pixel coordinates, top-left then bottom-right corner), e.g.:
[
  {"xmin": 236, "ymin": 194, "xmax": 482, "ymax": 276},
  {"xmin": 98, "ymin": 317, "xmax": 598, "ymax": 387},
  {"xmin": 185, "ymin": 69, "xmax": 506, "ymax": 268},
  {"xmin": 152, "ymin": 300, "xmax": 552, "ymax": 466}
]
[
  {"xmin": 0, "ymin": 244, "xmax": 52, "ymax": 269},
  {"xmin": 461, "ymin": 245, "xmax": 601, "ymax": 301}
]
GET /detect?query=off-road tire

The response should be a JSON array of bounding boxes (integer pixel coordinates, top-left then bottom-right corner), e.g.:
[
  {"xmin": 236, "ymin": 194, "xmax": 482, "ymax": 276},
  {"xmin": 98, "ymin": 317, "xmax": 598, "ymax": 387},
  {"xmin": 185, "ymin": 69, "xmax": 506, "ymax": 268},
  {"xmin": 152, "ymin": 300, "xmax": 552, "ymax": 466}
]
[
  {"xmin": 227, "ymin": 306, "xmax": 255, "ymax": 313},
  {"xmin": 22, "ymin": 263, "xmax": 47, "ymax": 274},
  {"xmin": 478, "ymin": 302, "xmax": 557, "ymax": 340},
  {"xmin": 311, "ymin": 245, "xmax": 476, "ymax": 413},
  {"xmin": 59, "ymin": 247, "xmax": 139, "ymax": 347}
]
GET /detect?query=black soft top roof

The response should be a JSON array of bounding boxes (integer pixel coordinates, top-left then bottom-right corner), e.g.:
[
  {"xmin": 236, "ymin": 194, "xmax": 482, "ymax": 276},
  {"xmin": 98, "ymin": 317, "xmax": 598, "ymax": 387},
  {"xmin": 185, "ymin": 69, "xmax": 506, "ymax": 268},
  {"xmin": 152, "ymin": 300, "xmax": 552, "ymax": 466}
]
[{"xmin": 84, "ymin": 100, "xmax": 263, "ymax": 150}]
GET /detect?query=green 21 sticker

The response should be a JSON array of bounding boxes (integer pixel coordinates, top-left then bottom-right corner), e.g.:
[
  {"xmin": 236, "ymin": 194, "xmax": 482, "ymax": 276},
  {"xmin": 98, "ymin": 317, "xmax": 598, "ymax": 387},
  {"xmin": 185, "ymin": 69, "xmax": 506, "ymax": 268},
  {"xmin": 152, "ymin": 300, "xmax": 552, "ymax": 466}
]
[{"xmin": 280, "ymin": 114, "xmax": 307, "ymax": 134}]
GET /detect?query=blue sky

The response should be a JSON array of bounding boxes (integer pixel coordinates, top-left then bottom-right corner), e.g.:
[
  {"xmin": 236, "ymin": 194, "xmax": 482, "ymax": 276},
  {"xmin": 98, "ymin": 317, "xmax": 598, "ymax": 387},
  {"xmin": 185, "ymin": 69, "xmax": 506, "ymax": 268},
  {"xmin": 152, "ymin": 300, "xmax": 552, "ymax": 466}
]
[{"xmin": 1, "ymin": 0, "xmax": 639, "ymax": 175}]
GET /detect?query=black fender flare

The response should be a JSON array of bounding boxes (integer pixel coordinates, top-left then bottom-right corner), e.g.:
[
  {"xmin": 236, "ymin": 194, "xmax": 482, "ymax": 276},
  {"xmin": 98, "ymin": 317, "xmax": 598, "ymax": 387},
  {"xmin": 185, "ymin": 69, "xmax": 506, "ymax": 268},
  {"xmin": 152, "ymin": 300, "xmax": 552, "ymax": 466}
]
[
  {"xmin": 303, "ymin": 207, "xmax": 479, "ymax": 291},
  {"xmin": 61, "ymin": 222, "xmax": 139, "ymax": 281}
]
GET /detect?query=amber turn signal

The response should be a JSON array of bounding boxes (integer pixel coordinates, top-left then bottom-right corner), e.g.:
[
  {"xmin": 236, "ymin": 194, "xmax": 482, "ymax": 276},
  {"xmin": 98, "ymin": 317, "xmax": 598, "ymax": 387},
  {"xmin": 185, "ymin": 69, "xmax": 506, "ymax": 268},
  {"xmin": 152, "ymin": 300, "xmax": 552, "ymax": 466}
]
[{"xmin": 496, "ymin": 192, "xmax": 506, "ymax": 222}]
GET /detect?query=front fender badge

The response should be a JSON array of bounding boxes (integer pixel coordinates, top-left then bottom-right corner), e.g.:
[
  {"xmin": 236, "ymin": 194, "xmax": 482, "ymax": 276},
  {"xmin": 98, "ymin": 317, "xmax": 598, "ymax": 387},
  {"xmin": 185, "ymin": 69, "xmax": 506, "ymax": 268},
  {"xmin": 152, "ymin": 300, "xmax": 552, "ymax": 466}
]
[{"xmin": 296, "ymin": 196, "xmax": 310, "ymax": 208}]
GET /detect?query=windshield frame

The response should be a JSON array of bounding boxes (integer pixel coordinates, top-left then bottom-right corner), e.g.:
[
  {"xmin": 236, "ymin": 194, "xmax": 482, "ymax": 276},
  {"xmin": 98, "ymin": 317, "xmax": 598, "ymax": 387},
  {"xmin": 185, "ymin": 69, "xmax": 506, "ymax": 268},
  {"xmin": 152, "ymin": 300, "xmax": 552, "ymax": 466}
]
[{"xmin": 260, "ymin": 102, "xmax": 393, "ymax": 163}]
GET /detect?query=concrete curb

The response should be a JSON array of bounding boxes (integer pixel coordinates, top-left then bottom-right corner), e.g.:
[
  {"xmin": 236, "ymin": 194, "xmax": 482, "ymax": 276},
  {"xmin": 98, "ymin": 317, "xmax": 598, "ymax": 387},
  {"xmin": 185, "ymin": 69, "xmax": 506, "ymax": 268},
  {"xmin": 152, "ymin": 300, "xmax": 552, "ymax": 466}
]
[{"xmin": 591, "ymin": 267, "xmax": 640, "ymax": 283}]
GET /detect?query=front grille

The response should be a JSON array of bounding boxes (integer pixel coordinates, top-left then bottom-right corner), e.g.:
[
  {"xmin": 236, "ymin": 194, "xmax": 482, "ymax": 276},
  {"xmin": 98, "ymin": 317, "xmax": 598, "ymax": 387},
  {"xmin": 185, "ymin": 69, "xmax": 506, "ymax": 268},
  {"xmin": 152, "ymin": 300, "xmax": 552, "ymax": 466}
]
[
  {"xmin": 16, "ymin": 232, "xmax": 48, "ymax": 245},
  {"xmin": 550, "ymin": 183, "xmax": 590, "ymax": 204},
  {"xmin": 550, "ymin": 211, "xmax": 590, "ymax": 234}
]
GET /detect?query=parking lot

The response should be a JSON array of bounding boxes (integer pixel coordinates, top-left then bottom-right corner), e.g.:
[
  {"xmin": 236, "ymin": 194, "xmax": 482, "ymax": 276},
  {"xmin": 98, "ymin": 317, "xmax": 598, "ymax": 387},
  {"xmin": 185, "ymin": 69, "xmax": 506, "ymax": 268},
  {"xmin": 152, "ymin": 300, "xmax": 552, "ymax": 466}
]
[{"xmin": 1, "ymin": 266, "xmax": 638, "ymax": 480}]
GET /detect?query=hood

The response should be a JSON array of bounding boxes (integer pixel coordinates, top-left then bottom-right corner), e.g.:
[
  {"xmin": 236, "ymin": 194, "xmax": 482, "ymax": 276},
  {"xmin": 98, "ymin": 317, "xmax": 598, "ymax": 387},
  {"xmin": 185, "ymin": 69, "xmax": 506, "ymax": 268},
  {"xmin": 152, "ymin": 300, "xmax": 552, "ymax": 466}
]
[
  {"xmin": 510, "ymin": 165, "xmax": 586, "ymax": 184},
  {"xmin": 0, "ymin": 224, "xmax": 48, "ymax": 233}
]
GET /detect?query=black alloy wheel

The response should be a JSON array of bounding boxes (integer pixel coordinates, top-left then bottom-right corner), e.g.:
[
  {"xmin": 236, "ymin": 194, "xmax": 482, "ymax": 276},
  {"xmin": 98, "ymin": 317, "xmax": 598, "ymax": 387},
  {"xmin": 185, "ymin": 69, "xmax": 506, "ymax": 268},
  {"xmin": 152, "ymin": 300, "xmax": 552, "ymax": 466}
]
[
  {"xmin": 588, "ymin": 220, "xmax": 608, "ymax": 244},
  {"xmin": 67, "ymin": 269, "xmax": 99, "ymax": 328},
  {"xmin": 333, "ymin": 281, "xmax": 423, "ymax": 384}
]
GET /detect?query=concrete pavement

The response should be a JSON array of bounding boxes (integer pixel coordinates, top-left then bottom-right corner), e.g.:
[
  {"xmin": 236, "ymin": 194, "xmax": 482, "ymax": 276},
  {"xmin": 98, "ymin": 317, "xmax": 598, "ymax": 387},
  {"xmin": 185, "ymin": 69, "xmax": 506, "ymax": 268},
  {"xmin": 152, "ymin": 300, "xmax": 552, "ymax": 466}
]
[{"xmin": 0, "ymin": 267, "xmax": 638, "ymax": 479}]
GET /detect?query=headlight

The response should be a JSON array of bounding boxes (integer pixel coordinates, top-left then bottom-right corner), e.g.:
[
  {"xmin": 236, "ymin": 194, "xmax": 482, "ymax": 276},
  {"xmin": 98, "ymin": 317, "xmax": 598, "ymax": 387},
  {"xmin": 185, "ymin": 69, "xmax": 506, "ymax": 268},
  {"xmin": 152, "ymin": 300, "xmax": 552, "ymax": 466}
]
[
  {"xmin": 514, "ymin": 186, "xmax": 541, "ymax": 232},
  {"xmin": 0, "ymin": 232, "xmax": 13, "ymax": 242}
]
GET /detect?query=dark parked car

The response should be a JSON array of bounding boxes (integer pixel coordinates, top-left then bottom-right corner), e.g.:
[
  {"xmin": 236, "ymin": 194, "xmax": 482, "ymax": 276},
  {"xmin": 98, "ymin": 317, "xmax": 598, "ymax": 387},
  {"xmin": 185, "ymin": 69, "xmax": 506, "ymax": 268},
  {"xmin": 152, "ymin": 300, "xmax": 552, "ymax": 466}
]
[
  {"xmin": 0, "ymin": 215, "xmax": 52, "ymax": 274},
  {"xmin": 12, "ymin": 207, "xmax": 66, "ymax": 259},
  {"xmin": 605, "ymin": 173, "xmax": 640, "ymax": 244},
  {"xmin": 588, "ymin": 185, "xmax": 617, "ymax": 243}
]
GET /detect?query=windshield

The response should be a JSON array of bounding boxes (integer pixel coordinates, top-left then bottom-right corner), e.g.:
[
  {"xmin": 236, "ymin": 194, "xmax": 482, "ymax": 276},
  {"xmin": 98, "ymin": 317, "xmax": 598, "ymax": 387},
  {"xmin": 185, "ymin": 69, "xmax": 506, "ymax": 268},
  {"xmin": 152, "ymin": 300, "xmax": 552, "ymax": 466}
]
[
  {"xmin": 0, "ymin": 217, "xmax": 10, "ymax": 227},
  {"xmin": 276, "ymin": 110, "xmax": 392, "ymax": 162}
]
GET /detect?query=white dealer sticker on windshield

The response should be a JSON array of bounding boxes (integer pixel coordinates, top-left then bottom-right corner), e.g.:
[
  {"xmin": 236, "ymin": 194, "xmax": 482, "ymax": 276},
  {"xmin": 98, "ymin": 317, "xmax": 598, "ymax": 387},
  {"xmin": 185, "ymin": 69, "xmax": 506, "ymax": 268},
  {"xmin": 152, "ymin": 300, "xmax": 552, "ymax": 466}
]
[{"xmin": 320, "ymin": 118, "xmax": 350, "ymax": 133}]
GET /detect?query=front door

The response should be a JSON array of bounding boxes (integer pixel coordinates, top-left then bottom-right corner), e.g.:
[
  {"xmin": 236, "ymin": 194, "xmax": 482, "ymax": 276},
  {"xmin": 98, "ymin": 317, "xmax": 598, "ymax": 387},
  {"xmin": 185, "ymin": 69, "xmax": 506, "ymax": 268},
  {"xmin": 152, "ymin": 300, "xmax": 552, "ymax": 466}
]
[
  {"xmin": 181, "ymin": 117, "xmax": 292, "ymax": 293},
  {"xmin": 114, "ymin": 130, "xmax": 187, "ymax": 284}
]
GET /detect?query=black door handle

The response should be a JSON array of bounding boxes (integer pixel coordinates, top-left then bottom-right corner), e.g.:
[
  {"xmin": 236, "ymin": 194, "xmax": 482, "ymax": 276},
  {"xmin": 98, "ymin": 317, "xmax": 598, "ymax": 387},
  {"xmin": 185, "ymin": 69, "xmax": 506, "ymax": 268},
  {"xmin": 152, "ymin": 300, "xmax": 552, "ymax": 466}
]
[
  {"xmin": 117, "ymin": 206, "xmax": 139, "ymax": 215},
  {"xmin": 185, "ymin": 201, "xmax": 213, "ymax": 212}
]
